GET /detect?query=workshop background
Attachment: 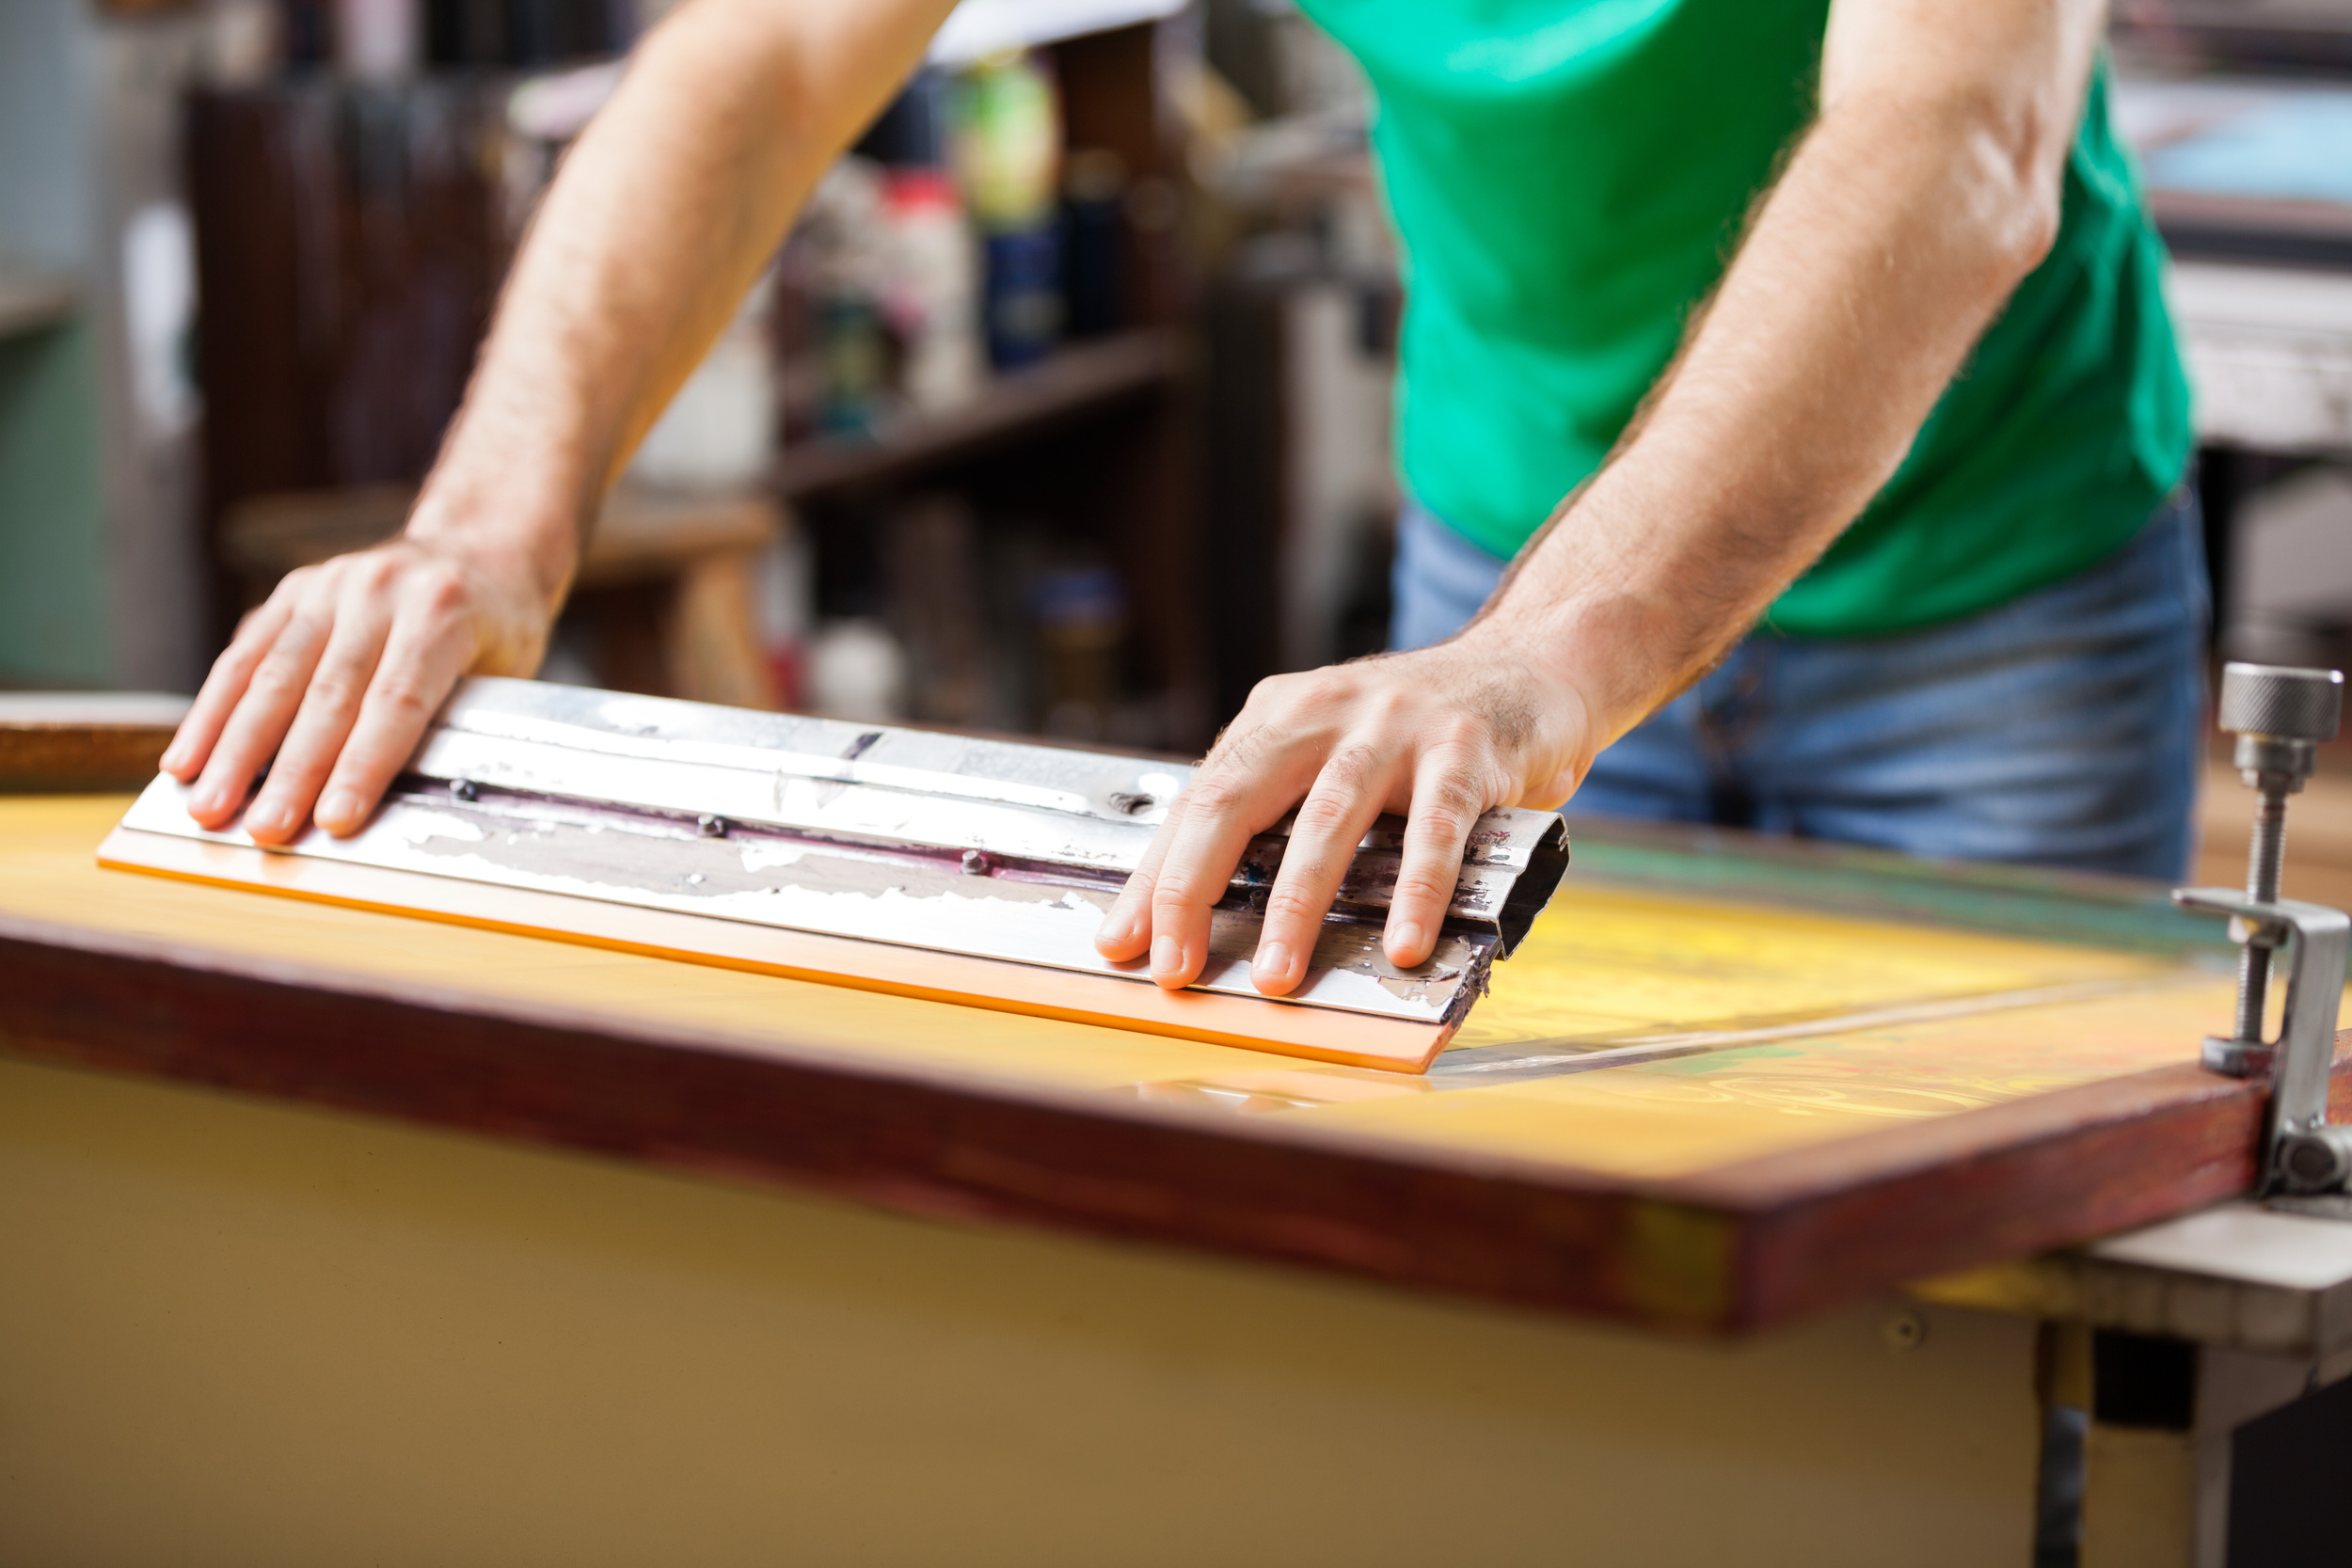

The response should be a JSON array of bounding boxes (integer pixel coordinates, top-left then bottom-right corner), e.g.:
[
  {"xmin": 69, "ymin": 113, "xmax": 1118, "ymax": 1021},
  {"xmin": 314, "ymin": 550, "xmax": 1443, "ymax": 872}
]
[{"xmin": 4, "ymin": 0, "xmax": 2352, "ymax": 888}]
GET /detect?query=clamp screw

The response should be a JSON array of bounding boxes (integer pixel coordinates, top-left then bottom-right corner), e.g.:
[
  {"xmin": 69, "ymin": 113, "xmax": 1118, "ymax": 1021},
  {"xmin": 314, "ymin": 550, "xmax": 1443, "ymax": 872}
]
[
  {"xmin": 2216, "ymin": 663, "xmax": 2343, "ymax": 1054},
  {"xmin": 2280, "ymin": 1130, "xmax": 2352, "ymax": 1192}
]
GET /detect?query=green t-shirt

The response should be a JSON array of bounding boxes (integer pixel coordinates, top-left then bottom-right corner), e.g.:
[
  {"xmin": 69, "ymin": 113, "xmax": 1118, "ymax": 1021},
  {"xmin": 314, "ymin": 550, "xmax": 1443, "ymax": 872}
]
[{"xmin": 1298, "ymin": 0, "xmax": 2193, "ymax": 638}]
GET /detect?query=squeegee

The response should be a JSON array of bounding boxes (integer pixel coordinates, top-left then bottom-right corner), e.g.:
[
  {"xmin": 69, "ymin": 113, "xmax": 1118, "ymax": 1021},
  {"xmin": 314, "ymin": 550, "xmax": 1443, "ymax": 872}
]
[{"xmin": 100, "ymin": 677, "xmax": 1570, "ymax": 1072}]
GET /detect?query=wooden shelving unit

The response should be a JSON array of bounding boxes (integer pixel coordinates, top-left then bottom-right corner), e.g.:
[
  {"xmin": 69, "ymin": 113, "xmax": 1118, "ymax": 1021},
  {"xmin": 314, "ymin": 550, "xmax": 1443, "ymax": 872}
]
[{"xmin": 180, "ymin": 16, "xmax": 1210, "ymax": 742}]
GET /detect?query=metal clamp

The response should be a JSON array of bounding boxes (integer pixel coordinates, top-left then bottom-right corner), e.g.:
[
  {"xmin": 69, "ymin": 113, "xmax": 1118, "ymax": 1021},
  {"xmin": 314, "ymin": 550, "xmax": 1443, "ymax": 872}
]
[
  {"xmin": 2176, "ymin": 662, "xmax": 2352, "ymax": 1214},
  {"xmin": 2174, "ymin": 888, "xmax": 2352, "ymax": 1209}
]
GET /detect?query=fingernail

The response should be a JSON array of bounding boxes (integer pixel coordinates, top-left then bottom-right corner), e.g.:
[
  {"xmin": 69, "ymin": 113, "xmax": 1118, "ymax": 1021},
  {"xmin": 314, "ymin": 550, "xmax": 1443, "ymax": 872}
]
[
  {"xmin": 318, "ymin": 789, "xmax": 359, "ymax": 830},
  {"xmin": 159, "ymin": 743, "xmax": 186, "ymax": 774},
  {"xmin": 1253, "ymin": 942, "xmax": 1291, "ymax": 982},
  {"xmin": 1391, "ymin": 922, "xmax": 1425, "ymax": 960},
  {"xmin": 1152, "ymin": 933, "xmax": 1182, "ymax": 974},
  {"xmin": 246, "ymin": 800, "xmax": 289, "ymax": 835}
]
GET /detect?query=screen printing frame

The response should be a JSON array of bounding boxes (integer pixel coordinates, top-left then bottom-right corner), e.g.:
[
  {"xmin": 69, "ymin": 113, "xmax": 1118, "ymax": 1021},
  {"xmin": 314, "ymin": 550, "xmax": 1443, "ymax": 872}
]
[{"xmin": 11, "ymin": 794, "xmax": 2344, "ymax": 1336}]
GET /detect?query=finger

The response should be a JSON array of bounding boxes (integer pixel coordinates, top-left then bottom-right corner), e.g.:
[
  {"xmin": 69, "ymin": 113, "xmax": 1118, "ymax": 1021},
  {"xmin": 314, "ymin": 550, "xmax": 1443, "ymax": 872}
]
[
  {"xmin": 1148, "ymin": 733, "xmax": 1323, "ymax": 990},
  {"xmin": 1383, "ymin": 753, "xmax": 1485, "ymax": 969},
  {"xmin": 312, "ymin": 574, "xmax": 481, "ymax": 835},
  {"xmin": 160, "ymin": 594, "xmax": 296, "ymax": 782},
  {"xmin": 1095, "ymin": 794, "xmax": 1185, "ymax": 962},
  {"xmin": 186, "ymin": 580, "xmax": 337, "ymax": 830},
  {"xmin": 241, "ymin": 575, "xmax": 397, "ymax": 844},
  {"xmin": 1250, "ymin": 740, "xmax": 1402, "ymax": 997}
]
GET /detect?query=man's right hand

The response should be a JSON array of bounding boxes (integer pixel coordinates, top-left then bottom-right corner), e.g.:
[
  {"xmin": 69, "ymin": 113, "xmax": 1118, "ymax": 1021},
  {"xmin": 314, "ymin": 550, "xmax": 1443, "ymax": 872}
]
[{"xmin": 160, "ymin": 535, "xmax": 557, "ymax": 845}]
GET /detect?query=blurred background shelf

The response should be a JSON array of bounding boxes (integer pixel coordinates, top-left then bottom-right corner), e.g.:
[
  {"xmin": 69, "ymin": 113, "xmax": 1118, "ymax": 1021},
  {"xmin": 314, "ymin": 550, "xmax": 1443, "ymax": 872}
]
[
  {"xmin": 0, "ymin": 270, "xmax": 75, "ymax": 341},
  {"xmin": 2168, "ymin": 260, "xmax": 2352, "ymax": 456},
  {"xmin": 167, "ymin": 8, "xmax": 1225, "ymax": 749},
  {"xmin": 2106, "ymin": 18, "xmax": 2352, "ymax": 697},
  {"xmin": 775, "ymin": 327, "xmax": 1188, "ymax": 501}
]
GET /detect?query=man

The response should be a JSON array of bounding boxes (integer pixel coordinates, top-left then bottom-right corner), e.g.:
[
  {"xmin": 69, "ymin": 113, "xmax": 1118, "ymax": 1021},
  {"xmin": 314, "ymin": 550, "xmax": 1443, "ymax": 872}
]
[{"xmin": 163, "ymin": 0, "xmax": 2198, "ymax": 1005}]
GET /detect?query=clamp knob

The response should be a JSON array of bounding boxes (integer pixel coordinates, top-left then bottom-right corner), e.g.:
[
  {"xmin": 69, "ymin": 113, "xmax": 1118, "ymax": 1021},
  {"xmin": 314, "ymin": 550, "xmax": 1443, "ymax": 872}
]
[
  {"xmin": 2219, "ymin": 662, "xmax": 2343, "ymax": 787},
  {"xmin": 2218, "ymin": 662, "xmax": 2344, "ymax": 743}
]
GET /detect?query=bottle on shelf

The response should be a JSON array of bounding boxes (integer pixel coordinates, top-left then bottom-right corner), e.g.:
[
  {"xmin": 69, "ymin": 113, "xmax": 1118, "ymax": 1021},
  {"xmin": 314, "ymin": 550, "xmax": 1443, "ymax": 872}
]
[{"xmin": 949, "ymin": 51, "xmax": 1066, "ymax": 370}]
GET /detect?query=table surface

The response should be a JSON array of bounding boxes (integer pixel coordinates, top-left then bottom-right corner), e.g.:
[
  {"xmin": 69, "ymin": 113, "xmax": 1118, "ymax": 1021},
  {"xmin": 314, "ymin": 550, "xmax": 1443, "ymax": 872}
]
[{"xmin": 6, "ymin": 793, "xmax": 2339, "ymax": 1335}]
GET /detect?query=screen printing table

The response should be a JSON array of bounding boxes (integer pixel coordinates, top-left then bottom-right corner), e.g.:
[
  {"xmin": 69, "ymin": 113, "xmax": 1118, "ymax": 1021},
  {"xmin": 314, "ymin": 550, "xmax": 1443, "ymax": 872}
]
[{"xmin": 3, "ymin": 791, "xmax": 2348, "ymax": 1566}]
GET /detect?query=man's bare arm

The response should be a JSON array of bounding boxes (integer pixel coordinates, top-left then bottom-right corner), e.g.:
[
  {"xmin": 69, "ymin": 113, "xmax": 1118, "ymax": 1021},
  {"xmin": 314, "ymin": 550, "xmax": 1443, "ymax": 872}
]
[
  {"xmin": 164, "ymin": 0, "xmax": 957, "ymax": 841},
  {"xmin": 1097, "ymin": 0, "xmax": 2109, "ymax": 994}
]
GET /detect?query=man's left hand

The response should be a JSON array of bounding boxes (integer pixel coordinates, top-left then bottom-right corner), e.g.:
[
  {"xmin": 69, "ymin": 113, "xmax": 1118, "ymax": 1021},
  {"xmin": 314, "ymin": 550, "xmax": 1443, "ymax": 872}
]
[{"xmin": 1092, "ymin": 635, "xmax": 1589, "ymax": 994}]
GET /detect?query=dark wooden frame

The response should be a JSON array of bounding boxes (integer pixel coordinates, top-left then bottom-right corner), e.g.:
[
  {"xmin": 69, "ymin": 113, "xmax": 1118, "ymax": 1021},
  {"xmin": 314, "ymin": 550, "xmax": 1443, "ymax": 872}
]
[{"xmin": 5, "ymin": 909, "xmax": 2336, "ymax": 1336}]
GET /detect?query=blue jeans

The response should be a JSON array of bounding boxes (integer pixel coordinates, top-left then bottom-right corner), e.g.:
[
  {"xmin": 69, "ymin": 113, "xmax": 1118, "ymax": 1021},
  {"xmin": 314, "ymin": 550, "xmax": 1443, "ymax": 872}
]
[{"xmin": 1390, "ymin": 491, "xmax": 2210, "ymax": 879}]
